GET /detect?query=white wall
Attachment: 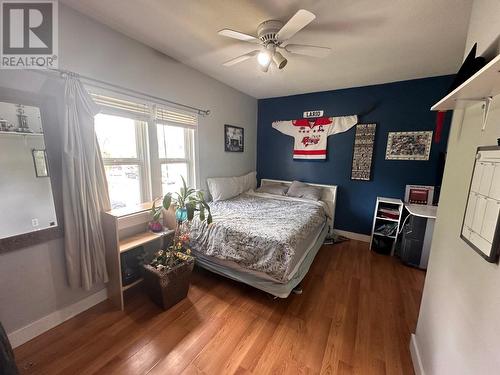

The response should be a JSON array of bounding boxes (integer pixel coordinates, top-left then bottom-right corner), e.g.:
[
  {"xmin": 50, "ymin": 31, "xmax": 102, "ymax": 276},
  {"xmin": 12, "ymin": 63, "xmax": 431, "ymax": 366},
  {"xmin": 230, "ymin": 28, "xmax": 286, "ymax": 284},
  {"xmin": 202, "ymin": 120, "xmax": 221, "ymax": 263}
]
[
  {"xmin": 464, "ymin": 0, "xmax": 500, "ymax": 57},
  {"xmin": 58, "ymin": 4, "xmax": 257, "ymax": 189},
  {"xmin": 0, "ymin": 3, "xmax": 256, "ymax": 340},
  {"xmin": 413, "ymin": 1, "xmax": 500, "ymax": 374}
]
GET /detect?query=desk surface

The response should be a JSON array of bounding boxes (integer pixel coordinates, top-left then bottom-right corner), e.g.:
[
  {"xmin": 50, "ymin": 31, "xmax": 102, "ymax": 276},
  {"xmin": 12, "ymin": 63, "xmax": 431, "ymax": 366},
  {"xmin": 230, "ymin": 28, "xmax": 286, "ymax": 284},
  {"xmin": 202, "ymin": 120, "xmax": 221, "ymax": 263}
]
[{"xmin": 405, "ymin": 204, "xmax": 438, "ymax": 219}]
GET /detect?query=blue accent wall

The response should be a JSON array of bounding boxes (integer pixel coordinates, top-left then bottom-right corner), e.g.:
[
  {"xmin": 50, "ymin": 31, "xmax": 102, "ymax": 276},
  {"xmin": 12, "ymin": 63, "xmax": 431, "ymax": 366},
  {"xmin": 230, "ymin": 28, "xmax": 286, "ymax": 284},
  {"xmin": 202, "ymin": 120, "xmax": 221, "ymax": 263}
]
[{"xmin": 257, "ymin": 76, "xmax": 453, "ymax": 235}]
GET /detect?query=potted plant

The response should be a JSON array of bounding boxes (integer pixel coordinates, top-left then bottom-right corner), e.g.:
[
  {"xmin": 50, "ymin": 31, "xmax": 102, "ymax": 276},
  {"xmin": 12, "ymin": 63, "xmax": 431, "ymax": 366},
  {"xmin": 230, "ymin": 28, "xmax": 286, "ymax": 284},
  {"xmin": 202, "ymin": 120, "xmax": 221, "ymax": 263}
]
[
  {"xmin": 148, "ymin": 201, "xmax": 164, "ymax": 233},
  {"xmin": 143, "ymin": 177, "xmax": 212, "ymax": 310}
]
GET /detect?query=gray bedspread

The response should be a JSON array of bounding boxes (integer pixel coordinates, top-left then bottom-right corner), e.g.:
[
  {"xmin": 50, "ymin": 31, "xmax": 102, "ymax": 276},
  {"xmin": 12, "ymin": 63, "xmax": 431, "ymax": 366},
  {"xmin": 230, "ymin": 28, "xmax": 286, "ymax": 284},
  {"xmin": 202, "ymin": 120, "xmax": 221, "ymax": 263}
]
[{"xmin": 189, "ymin": 192, "xmax": 326, "ymax": 282}]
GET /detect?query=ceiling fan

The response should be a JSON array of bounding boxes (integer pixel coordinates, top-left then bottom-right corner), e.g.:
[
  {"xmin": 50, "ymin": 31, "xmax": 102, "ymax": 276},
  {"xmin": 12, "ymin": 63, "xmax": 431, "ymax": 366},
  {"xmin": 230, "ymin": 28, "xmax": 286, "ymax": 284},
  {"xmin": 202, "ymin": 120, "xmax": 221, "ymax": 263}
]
[{"xmin": 218, "ymin": 9, "xmax": 331, "ymax": 72}]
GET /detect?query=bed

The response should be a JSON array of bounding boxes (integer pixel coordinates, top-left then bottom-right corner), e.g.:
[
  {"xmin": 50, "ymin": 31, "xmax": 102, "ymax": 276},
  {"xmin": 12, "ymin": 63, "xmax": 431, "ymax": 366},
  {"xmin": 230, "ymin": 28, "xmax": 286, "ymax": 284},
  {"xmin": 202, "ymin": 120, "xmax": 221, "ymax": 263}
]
[{"xmin": 189, "ymin": 179, "xmax": 337, "ymax": 298}]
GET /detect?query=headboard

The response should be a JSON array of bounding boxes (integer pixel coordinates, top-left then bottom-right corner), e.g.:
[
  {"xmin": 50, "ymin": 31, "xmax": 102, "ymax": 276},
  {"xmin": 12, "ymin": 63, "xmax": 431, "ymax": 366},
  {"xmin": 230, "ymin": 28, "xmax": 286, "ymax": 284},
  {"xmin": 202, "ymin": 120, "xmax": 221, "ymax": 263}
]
[{"xmin": 260, "ymin": 179, "xmax": 337, "ymax": 236}]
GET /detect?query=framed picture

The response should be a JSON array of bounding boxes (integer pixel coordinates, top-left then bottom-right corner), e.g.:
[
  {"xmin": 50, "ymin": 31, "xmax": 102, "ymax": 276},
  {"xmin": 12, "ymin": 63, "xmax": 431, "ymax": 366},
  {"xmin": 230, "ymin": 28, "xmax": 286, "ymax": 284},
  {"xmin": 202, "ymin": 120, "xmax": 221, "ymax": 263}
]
[
  {"xmin": 224, "ymin": 124, "xmax": 244, "ymax": 152},
  {"xmin": 32, "ymin": 149, "xmax": 49, "ymax": 177},
  {"xmin": 385, "ymin": 131, "xmax": 432, "ymax": 160},
  {"xmin": 351, "ymin": 123, "xmax": 376, "ymax": 181}
]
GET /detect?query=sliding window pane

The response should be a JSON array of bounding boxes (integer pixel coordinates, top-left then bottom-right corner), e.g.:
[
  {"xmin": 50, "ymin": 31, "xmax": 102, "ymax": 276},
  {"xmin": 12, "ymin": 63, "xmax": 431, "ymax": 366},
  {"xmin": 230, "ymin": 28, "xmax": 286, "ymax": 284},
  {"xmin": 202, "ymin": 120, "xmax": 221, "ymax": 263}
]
[
  {"xmin": 157, "ymin": 124, "xmax": 186, "ymax": 159},
  {"xmin": 104, "ymin": 165, "xmax": 141, "ymax": 209},
  {"xmin": 161, "ymin": 163, "xmax": 188, "ymax": 195},
  {"xmin": 96, "ymin": 113, "xmax": 139, "ymax": 158}
]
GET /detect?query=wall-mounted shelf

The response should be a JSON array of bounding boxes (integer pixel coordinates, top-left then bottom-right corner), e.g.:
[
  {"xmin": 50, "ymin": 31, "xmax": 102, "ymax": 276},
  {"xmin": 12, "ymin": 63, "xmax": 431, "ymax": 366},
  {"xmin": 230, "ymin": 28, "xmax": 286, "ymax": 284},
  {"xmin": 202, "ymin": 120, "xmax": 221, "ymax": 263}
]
[
  {"xmin": 431, "ymin": 53, "xmax": 500, "ymax": 131},
  {"xmin": 431, "ymin": 53, "xmax": 500, "ymax": 112}
]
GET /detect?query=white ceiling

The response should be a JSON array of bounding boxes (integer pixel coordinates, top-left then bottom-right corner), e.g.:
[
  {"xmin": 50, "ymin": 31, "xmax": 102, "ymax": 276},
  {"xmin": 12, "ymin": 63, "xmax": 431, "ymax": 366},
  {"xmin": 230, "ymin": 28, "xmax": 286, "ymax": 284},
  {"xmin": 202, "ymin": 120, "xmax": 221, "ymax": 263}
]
[{"xmin": 61, "ymin": 0, "xmax": 473, "ymax": 99}]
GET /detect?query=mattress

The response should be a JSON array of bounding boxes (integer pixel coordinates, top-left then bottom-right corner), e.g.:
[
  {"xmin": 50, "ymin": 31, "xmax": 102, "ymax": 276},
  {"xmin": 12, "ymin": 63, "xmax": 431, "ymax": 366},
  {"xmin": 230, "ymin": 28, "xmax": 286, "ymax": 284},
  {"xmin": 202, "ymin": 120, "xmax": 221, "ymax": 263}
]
[{"xmin": 189, "ymin": 191, "xmax": 328, "ymax": 283}]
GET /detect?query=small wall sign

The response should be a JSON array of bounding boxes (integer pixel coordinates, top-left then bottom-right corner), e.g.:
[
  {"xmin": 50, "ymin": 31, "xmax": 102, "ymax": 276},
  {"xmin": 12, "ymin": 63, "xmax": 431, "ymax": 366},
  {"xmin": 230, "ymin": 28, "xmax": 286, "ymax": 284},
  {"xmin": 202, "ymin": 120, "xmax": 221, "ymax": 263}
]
[{"xmin": 303, "ymin": 110, "xmax": 324, "ymax": 118}]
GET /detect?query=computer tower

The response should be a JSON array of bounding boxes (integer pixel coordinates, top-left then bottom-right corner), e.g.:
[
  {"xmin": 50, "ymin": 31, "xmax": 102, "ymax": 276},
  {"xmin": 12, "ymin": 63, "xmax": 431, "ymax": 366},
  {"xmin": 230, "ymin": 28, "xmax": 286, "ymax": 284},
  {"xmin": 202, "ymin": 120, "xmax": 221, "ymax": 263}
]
[{"xmin": 400, "ymin": 215, "xmax": 427, "ymax": 268}]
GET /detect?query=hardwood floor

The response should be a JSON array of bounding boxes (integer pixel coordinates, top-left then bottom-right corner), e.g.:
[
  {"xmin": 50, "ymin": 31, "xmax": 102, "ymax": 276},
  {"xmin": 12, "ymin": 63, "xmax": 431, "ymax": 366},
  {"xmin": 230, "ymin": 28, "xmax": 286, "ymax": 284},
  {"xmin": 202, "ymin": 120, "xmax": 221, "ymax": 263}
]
[{"xmin": 14, "ymin": 240, "xmax": 425, "ymax": 375}]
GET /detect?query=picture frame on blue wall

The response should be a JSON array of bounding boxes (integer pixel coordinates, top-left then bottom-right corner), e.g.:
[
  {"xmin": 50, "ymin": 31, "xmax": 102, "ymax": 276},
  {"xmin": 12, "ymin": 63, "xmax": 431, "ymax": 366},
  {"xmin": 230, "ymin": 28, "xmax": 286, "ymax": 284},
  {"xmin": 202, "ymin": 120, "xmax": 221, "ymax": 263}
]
[
  {"xmin": 351, "ymin": 123, "xmax": 376, "ymax": 181},
  {"xmin": 224, "ymin": 124, "xmax": 244, "ymax": 152},
  {"xmin": 385, "ymin": 131, "xmax": 432, "ymax": 160}
]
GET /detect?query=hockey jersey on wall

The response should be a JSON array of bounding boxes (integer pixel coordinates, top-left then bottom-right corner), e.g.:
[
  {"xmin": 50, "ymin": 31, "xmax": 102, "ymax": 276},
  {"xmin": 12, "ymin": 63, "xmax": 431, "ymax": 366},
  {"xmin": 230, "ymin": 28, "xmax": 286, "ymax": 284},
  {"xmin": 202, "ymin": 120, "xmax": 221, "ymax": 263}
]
[{"xmin": 272, "ymin": 115, "xmax": 358, "ymax": 159}]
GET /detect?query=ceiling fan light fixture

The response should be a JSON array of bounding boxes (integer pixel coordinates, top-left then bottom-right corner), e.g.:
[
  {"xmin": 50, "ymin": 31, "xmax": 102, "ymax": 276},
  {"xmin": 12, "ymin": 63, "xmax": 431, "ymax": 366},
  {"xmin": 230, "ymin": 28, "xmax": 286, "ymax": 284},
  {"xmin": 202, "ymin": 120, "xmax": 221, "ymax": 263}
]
[
  {"xmin": 257, "ymin": 50, "xmax": 271, "ymax": 66},
  {"xmin": 259, "ymin": 59, "xmax": 271, "ymax": 72},
  {"xmin": 273, "ymin": 51, "xmax": 287, "ymax": 69},
  {"xmin": 218, "ymin": 9, "xmax": 329, "ymax": 72}
]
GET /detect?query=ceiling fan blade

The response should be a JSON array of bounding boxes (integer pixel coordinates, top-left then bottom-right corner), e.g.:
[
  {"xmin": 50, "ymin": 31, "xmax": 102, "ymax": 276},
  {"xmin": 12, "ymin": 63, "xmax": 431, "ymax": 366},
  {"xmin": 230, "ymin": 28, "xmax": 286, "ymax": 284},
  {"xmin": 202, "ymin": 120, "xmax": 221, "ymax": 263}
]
[
  {"xmin": 222, "ymin": 50, "xmax": 260, "ymax": 66},
  {"xmin": 284, "ymin": 44, "xmax": 331, "ymax": 57},
  {"xmin": 218, "ymin": 29, "xmax": 260, "ymax": 43},
  {"xmin": 276, "ymin": 9, "xmax": 316, "ymax": 42}
]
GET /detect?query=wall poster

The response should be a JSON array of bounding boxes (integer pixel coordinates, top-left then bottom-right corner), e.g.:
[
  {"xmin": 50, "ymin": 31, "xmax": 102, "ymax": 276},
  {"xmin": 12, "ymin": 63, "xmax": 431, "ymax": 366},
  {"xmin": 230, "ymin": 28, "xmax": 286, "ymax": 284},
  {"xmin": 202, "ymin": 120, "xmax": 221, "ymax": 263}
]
[
  {"xmin": 385, "ymin": 131, "xmax": 432, "ymax": 160},
  {"xmin": 351, "ymin": 123, "xmax": 376, "ymax": 181}
]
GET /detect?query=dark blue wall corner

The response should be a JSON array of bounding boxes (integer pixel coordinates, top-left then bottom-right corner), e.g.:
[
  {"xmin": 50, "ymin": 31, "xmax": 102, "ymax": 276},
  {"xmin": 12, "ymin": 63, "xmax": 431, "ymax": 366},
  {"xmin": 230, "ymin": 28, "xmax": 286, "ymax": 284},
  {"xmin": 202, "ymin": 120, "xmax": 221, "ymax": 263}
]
[{"xmin": 257, "ymin": 75, "xmax": 453, "ymax": 235}]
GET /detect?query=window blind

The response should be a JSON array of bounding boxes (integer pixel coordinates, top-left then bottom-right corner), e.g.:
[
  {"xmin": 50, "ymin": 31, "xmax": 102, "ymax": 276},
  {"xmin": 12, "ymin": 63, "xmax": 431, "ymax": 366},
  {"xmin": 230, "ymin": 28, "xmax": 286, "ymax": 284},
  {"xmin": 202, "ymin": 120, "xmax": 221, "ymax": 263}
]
[
  {"xmin": 89, "ymin": 92, "xmax": 198, "ymax": 127},
  {"xmin": 90, "ymin": 93, "xmax": 150, "ymax": 119},
  {"xmin": 155, "ymin": 105, "xmax": 197, "ymax": 127}
]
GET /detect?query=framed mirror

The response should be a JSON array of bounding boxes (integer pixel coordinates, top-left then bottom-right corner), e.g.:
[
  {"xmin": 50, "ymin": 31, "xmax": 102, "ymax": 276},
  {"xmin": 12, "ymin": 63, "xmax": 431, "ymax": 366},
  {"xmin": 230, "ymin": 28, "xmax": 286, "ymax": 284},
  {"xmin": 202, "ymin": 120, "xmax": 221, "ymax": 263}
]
[{"xmin": 0, "ymin": 97, "xmax": 61, "ymax": 251}]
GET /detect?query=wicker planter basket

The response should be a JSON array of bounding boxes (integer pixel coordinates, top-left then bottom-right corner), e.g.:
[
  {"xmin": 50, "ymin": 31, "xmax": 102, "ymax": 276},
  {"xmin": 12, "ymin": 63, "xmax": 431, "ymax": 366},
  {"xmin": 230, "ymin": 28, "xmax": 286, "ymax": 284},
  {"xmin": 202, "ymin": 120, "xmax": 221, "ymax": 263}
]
[{"xmin": 143, "ymin": 256, "xmax": 195, "ymax": 310}]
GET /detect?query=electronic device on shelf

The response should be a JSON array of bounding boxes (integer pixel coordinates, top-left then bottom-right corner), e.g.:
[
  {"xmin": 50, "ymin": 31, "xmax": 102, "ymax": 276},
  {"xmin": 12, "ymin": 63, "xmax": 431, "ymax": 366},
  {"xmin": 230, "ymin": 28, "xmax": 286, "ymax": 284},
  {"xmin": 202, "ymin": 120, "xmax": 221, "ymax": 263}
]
[{"xmin": 404, "ymin": 185, "xmax": 435, "ymax": 205}]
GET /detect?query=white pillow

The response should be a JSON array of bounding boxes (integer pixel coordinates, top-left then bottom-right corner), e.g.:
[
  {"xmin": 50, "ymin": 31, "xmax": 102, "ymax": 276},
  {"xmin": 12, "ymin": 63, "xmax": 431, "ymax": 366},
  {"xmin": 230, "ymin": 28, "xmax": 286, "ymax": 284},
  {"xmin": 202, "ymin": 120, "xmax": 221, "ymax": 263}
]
[
  {"xmin": 241, "ymin": 171, "xmax": 257, "ymax": 192},
  {"xmin": 256, "ymin": 183, "xmax": 289, "ymax": 196},
  {"xmin": 286, "ymin": 180, "xmax": 322, "ymax": 201},
  {"xmin": 207, "ymin": 171, "xmax": 256, "ymax": 201}
]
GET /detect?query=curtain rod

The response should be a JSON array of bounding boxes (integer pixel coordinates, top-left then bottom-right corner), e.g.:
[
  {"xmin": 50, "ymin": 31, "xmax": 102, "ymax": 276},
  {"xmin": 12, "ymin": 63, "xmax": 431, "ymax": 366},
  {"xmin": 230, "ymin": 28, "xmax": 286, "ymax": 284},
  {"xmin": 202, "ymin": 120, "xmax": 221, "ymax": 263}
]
[{"xmin": 32, "ymin": 68, "xmax": 211, "ymax": 116}]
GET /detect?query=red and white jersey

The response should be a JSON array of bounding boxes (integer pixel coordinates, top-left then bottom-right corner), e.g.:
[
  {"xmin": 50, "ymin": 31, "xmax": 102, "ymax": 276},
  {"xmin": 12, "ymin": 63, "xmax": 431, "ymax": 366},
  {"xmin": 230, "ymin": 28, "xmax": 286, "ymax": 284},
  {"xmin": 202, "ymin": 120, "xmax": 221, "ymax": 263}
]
[{"xmin": 272, "ymin": 115, "xmax": 358, "ymax": 159}]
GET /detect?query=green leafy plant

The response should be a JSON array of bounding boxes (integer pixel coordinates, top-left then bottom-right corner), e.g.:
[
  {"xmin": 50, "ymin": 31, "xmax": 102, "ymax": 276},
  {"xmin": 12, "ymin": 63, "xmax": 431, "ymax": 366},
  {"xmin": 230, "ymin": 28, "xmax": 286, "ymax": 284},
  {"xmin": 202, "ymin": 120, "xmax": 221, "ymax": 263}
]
[
  {"xmin": 150, "ymin": 201, "xmax": 162, "ymax": 221},
  {"xmin": 152, "ymin": 176, "xmax": 212, "ymax": 224},
  {"xmin": 147, "ymin": 176, "xmax": 211, "ymax": 271}
]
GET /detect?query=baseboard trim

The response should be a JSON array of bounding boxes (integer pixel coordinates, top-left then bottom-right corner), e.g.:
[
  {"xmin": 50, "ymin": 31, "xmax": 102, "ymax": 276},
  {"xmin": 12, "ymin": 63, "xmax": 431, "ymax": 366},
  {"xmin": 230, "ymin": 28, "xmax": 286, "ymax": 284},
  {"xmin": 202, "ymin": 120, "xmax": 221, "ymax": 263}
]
[
  {"xmin": 8, "ymin": 288, "xmax": 108, "ymax": 349},
  {"xmin": 410, "ymin": 333, "xmax": 425, "ymax": 375},
  {"xmin": 334, "ymin": 229, "xmax": 371, "ymax": 243}
]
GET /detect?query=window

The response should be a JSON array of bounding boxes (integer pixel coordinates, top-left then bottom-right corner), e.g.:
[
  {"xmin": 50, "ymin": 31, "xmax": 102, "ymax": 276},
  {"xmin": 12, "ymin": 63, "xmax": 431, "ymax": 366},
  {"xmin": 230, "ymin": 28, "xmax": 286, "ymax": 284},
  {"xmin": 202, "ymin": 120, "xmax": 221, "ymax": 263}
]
[
  {"xmin": 157, "ymin": 124, "xmax": 194, "ymax": 195},
  {"xmin": 92, "ymin": 92, "xmax": 198, "ymax": 209},
  {"xmin": 155, "ymin": 104, "xmax": 197, "ymax": 196},
  {"xmin": 95, "ymin": 113, "xmax": 147, "ymax": 209}
]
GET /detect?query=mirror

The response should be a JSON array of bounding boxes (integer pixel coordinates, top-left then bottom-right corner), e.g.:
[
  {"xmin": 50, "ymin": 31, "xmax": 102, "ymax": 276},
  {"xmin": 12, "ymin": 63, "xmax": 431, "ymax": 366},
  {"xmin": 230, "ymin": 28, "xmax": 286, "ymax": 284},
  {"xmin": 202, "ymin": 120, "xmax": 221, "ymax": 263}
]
[{"xmin": 0, "ymin": 100, "xmax": 58, "ymax": 240}]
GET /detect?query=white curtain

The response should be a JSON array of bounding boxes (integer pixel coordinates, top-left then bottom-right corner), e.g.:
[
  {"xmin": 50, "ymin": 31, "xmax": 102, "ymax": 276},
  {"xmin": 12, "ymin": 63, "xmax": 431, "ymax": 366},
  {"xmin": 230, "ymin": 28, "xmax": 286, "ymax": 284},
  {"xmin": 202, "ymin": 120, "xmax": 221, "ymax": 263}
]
[{"xmin": 62, "ymin": 75, "xmax": 110, "ymax": 290}]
